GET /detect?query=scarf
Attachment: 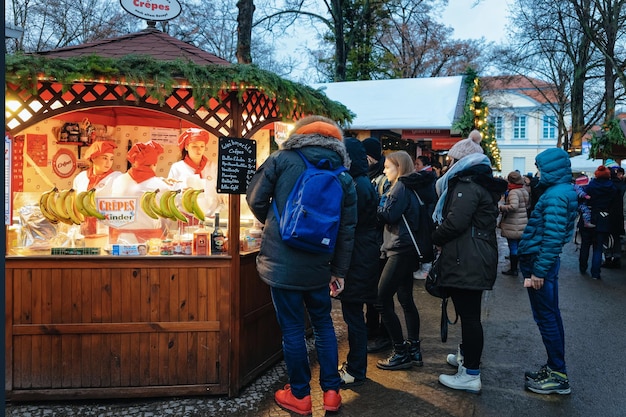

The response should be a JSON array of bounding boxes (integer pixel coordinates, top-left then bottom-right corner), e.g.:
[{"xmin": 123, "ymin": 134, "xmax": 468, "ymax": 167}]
[
  {"xmin": 433, "ymin": 153, "xmax": 491, "ymax": 224},
  {"xmin": 184, "ymin": 155, "xmax": 208, "ymax": 177},
  {"xmin": 87, "ymin": 169, "xmax": 114, "ymax": 190},
  {"xmin": 127, "ymin": 166, "xmax": 156, "ymax": 184},
  {"xmin": 508, "ymin": 183, "xmax": 524, "ymax": 191}
]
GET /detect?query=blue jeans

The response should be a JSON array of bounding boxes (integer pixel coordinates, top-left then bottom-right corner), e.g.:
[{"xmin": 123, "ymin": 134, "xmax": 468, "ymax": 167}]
[
  {"xmin": 520, "ymin": 256, "xmax": 567, "ymax": 374},
  {"xmin": 579, "ymin": 228, "xmax": 609, "ymax": 278},
  {"xmin": 507, "ymin": 238, "xmax": 519, "ymax": 256},
  {"xmin": 270, "ymin": 286, "xmax": 341, "ymax": 398},
  {"xmin": 340, "ymin": 301, "xmax": 367, "ymax": 381},
  {"xmin": 376, "ymin": 253, "xmax": 420, "ymax": 345}
]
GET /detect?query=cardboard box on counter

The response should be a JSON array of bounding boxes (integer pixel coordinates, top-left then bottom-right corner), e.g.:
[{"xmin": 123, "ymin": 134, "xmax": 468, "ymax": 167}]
[{"xmin": 111, "ymin": 244, "xmax": 147, "ymax": 256}]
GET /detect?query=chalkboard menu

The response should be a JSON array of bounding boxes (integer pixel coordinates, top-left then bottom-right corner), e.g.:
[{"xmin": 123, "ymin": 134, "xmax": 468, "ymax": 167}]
[{"xmin": 217, "ymin": 137, "xmax": 257, "ymax": 194}]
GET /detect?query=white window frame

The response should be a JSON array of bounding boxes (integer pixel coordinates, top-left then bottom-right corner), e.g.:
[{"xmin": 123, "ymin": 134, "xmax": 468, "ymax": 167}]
[
  {"xmin": 514, "ymin": 115, "xmax": 527, "ymax": 140},
  {"xmin": 492, "ymin": 116, "xmax": 503, "ymax": 140},
  {"xmin": 542, "ymin": 115, "xmax": 557, "ymax": 139}
]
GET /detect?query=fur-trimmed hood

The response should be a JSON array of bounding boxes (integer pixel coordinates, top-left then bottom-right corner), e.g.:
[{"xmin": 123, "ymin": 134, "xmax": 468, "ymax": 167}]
[{"xmin": 282, "ymin": 133, "xmax": 351, "ymax": 169}]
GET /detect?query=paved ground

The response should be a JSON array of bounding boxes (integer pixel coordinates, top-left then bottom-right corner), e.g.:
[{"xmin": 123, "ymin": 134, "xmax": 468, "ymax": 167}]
[{"xmin": 6, "ymin": 235, "xmax": 626, "ymax": 417}]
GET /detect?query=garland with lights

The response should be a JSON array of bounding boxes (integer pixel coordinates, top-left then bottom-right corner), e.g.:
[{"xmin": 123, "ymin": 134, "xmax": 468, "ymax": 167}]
[
  {"xmin": 4, "ymin": 53, "xmax": 354, "ymax": 124},
  {"xmin": 453, "ymin": 69, "xmax": 502, "ymax": 171}
]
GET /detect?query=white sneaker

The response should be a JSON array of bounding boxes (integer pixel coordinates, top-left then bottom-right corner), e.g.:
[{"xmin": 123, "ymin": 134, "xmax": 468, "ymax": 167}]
[
  {"xmin": 438, "ymin": 366, "xmax": 481, "ymax": 394},
  {"xmin": 446, "ymin": 345, "xmax": 464, "ymax": 367},
  {"xmin": 413, "ymin": 263, "xmax": 431, "ymax": 280}
]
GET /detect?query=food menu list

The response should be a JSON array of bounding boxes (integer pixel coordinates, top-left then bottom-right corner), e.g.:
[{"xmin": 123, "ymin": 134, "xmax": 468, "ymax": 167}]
[{"xmin": 216, "ymin": 137, "xmax": 257, "ymax": 194}]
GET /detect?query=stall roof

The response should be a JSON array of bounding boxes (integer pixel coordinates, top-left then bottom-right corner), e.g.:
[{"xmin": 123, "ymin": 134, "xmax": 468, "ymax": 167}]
[
  {"xmin": 313, "ymin": 76, "xmax": 466, "ymax": 130},
  {"xmin": 35, "ymin": 27, "xmax": 230, "ymax": 66}
]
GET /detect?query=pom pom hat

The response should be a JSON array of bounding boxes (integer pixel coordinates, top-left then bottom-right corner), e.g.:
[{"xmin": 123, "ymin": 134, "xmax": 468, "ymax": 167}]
[
  {"xmin": 82, "ymin": 141, "xmax": 117, "ymax": 161},
  {"xmin": 594, "ymin": 165, "xmax": 611, "ymax": 179},
  {"xmin": 127, "ymin": 140, "xmax": 164, "ymax": 166},
  {"xmin": 575, "ymin": 175, "xmax": 589, "ymax": 186},
  {"xmin": 447, "ymin": 130, "xmax": 484, "ymax": 161},
  {"xmin": 178, "ymin": 128, "xmax": 209, "ymax": 150}
]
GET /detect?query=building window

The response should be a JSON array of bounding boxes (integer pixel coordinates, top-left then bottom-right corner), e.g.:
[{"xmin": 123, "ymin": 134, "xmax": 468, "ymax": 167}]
[
  {"xmin": 514, "ymin": 115, "xmax": 527, "ymax": 139},
  {"xmin": 492, "ymin": 116, "xmax": 503, "ymax": 139},
  {"xmin": 513, "ymin": 157, "xmax": 526, "ymax": 174},
  {"xmin": 542, "ymin": 115, "xmax": 557, "ymax": 139}
]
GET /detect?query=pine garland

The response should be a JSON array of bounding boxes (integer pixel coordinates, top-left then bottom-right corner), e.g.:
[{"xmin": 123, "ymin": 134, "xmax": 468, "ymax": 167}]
[{"xmin": 5, "ymin": 53, "xmax": 354, "ymax": 124}]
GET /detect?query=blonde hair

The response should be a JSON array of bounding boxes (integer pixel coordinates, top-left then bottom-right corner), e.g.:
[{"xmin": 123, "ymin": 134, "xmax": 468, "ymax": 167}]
[{"xmin": 385, "ymin": 151, "xmax": 415, "ymax": 180}]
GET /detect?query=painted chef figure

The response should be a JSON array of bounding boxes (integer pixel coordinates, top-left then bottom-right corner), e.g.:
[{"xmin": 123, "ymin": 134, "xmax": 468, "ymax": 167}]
[
  {"xmin": 72, "ymin": 141, "xmax": 121, "ymax": 236},
  {"xmin": 109, "ymin": 140, "xmax": 171, "ymax": 244},
  {"xmin": 168, "ymin": 128, "xmax": 223, "ymax": 219}
]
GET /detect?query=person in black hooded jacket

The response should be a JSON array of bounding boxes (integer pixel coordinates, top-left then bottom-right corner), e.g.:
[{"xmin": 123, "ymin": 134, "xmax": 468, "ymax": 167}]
[
  {"xmin": 337, "ymin": 137, "xmax": 380, "ymax": 386},
  {"xmin": 375, "ymin": 150, "xmax": 425, "ymax": 371}
]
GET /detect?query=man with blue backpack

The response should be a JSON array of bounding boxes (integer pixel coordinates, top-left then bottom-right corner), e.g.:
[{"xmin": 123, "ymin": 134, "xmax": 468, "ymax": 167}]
[{"xmin": 246, "ymin": 115, "xmax": 357, "ymax": 415}]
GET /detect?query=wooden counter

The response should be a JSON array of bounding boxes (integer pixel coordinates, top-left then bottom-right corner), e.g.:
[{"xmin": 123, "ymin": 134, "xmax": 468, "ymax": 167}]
[{"xmin": 5, "ymin": 253, "xmax": 282, "ymax": 401}]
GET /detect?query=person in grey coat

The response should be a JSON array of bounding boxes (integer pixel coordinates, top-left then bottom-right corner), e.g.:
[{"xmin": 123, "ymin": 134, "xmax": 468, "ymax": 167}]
[{"xmin": 246, "ymin": 115, "xmax": 357, "ymax": 415}]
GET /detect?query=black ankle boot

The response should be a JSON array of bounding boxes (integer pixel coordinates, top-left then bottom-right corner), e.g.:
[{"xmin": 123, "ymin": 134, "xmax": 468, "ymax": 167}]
[
  {"xmin": 376, "ymin": 343, "xmax": 412, "ymax": 370},
  {"xmin": 502, "ymin": 255, "xmax": 518, "ymax": 275},
  {"xmin": 407, "ymin": 339, "xmax": 423, "ymax": 367}
]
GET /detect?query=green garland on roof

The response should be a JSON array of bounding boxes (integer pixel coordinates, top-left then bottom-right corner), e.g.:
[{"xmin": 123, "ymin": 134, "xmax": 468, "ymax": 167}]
[{"xmin": 4, "ymin": 53, "xmax": 354, "ymax": 125}]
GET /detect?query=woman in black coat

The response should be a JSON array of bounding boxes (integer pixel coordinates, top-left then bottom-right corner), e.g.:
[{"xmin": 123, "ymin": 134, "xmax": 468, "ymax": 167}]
[{"xmin": 336, "ymin": 137, "xmax": 380, "ymax": 386}]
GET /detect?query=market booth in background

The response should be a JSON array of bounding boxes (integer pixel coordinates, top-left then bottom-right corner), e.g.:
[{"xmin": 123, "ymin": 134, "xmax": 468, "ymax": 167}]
[{"xmin": 4, "ymin": 26, "xmax": 351, "ymax": 401}]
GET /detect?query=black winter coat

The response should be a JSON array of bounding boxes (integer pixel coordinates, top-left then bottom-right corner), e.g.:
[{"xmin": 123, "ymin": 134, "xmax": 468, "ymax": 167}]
[
  {"xmin": 339, "ymin": 138, "xmax": 379, "ymax": 303},
  {"xmin": 432, "ymin": 165, "xmax": 507, "ymax": 290}
]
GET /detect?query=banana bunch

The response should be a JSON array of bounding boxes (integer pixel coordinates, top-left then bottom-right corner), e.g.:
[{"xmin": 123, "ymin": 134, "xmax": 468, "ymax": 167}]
[
  {"xmin": 76, "ymin": 188, "xmax": 106, "ymax": 220},
  {"xmin": 140, "ymin": 188, "xmax": 206, "ymax": 222},
  {"xmin": 181, "ymin": 188, "xmax": 206, "ymax": 221},
  {"xmin": 141, "ymin": 189, "xmax": 190, "ymax": 223},
  {"xmin": 39, "ymin": 187, "xmax": 105, "ymax": 225}
]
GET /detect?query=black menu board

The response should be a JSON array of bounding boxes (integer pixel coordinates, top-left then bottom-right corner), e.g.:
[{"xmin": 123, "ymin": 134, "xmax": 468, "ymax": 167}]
[{"xmin": 217, "ymin": 137, "xmax": 257, "ymax": 194}]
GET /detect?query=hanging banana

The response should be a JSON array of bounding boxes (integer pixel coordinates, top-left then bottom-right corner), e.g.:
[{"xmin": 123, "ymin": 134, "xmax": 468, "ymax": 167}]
[
  {"xmin": 190, "ymin": 189, "xmax": 206, "ymax": 221},
  {"xmin": 167, "ymin": 190, "xmax": 188, "ymax": 223},
  {"xmin": 81, "ymin": 188, "xmax": 106, "ymax": 220},
  {"xmin": 64, "ymin": 189, "xmax": 85, "ymax": 225},
  {"xmin": 140, "ymin": 190, "xmax": 160, "ymax": 220},
  {"xmin": 39, "ymin": 187, "xmax": 60, "ymax": 224}
]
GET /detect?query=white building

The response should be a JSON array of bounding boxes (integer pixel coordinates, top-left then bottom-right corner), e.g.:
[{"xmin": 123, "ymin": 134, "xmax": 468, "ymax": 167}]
[{"xmin": 482, "ymin": 76, "xmax": 566, "ymax": 176}]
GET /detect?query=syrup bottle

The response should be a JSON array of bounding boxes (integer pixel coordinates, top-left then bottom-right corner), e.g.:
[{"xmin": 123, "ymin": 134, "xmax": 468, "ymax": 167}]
[
  {"xmin": 192, "ymin": 222, "xmax": 209, "ymax": 256},
  {"xmin": 211, "ymin": 213, "xmax": 226, "ymax": 254}
]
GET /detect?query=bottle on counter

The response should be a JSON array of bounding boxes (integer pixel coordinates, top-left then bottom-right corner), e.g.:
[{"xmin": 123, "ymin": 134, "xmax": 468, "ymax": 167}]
[
  {"xmin": 192, "ymin": 222, "xmax": 209, "ymax": 256},
  {"xmin": 211, "ymin": 213, "xmax": 226, "ymax": 255}
]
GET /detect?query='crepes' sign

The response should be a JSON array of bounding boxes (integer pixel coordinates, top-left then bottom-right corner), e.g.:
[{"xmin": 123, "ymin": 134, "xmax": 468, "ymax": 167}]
[{"xmin": 120, "ymin": 0, "xmax": 182, "ymax": 21}]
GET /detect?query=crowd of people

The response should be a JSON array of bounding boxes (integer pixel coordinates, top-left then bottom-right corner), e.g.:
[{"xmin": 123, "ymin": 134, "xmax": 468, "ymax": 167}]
[{"xmin": 245, "ymin": 117, "xmax": 625, "ymax": 415}]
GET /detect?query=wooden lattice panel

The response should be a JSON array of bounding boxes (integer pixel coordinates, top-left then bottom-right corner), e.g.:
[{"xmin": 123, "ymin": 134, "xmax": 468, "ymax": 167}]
[{"xmin": 5, "ymin": 81, "xmax": 284, "ymax": 138}]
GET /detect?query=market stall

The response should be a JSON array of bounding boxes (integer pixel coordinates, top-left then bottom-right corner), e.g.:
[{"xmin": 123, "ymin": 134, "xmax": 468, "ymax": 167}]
[{"xmin": 4, "ymin": 27, "xmax": 351, "ymax": 401}]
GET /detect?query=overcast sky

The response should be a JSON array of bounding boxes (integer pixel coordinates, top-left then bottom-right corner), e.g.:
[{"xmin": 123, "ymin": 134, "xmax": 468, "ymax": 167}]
[{"xmin": 441, "ymin": 0, "xmax": 512, "ymax": 42}]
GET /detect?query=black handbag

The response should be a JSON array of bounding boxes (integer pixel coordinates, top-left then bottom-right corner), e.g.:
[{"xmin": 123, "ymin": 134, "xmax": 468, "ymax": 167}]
[
  {"xmin": 425, "ymin": 256, "xmax": 445, "ymax": 298},
  {"xmin": 425, "ymin": 256, "xmax": 458, "ymax": 342}
]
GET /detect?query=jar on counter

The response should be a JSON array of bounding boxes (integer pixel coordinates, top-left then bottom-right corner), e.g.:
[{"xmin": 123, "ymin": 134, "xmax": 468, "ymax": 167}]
[
  {"xmin": 181, "ymin": 239, "xmax": 192, "ymax": 255},
  {"xmin": 160, "ymin": 239, "xmax": 173, "ymax": 255}
]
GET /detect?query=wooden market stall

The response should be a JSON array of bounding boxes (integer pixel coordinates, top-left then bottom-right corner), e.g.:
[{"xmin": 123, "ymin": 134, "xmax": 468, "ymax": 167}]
[{"xmin": 4, "ymin": 27, "xmax": 351, "ymax": 401}]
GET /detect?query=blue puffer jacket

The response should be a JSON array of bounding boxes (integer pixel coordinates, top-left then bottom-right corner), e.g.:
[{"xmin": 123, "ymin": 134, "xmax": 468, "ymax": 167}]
[{"xmin": 518, "ymin": 148, "xmax": 578, "ymax": 278}]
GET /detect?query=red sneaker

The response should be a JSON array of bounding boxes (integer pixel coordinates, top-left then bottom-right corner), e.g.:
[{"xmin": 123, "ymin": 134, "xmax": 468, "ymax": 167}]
[
  {"xmin": 323, "ymin": 388, "xmax": 342, "ymax": 411},
  {"xmin": 274, "ymin": 384, "xmax": 312, "ymax": 415}
]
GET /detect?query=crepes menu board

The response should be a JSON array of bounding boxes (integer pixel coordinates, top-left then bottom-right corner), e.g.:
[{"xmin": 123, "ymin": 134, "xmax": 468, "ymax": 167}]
[{"xmin": 216, "ymin": 137, "xmax": 257, "ymax": 194}]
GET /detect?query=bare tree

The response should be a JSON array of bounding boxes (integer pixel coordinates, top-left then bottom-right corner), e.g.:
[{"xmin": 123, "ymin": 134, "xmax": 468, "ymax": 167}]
[
  {"xmin": 376, "ymin": 0, "xmax": 485, "ymax": 78},
  {"xmin": 493, "ymin": 0, "xmax": 603, "ymax": 151},
  {"xmin": 572, "ymin": 0, "xmax": 626, "ymax": 120}
]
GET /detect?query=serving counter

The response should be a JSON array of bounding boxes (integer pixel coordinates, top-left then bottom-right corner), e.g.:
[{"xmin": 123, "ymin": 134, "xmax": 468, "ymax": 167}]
[{"xmin": 5, "ymin": 251, "xmax": 283, "ymax": 401}]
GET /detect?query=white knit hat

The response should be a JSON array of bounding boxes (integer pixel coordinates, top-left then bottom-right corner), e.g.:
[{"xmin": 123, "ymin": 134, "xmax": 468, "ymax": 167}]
[{"xmin": 448, "ymin": 130, "xmax": 484, "ymax": 161}]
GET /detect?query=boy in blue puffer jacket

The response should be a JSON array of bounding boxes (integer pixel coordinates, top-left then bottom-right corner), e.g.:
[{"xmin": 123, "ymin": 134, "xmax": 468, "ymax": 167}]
[{"xmin": 518, "ymin": 148, "xmax": 578, "ymax": 395}]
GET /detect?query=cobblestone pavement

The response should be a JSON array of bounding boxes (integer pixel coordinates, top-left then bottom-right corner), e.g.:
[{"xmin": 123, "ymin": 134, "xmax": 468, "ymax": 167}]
[{"xmin": 6, "ymin": 236, "xmax": 626, "ymax": 417}]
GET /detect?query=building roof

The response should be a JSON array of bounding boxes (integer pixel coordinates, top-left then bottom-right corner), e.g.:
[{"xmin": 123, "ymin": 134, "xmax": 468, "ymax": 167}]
[
  {"xmin": 482, "ymin": 75, "xmax": 559, "ymax": 104},
  {"xmin": 35, "ymin": 27, "xmax": 230, "ymax": 66},
  {"xmin": 312, "ymin": 76, "xmax": 466, "ymax": 130}
]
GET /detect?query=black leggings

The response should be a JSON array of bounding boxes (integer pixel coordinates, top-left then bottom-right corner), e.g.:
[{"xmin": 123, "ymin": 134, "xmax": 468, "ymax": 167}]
[{"xmin": 447, "ymin": 288, "xmax": 484, "ymax": 370}]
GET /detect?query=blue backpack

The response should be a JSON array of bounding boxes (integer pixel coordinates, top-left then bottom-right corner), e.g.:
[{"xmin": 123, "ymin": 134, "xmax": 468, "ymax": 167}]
[{"xmin": 272, "ymin": 150, "xmax": 347, "ymax": 253}]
